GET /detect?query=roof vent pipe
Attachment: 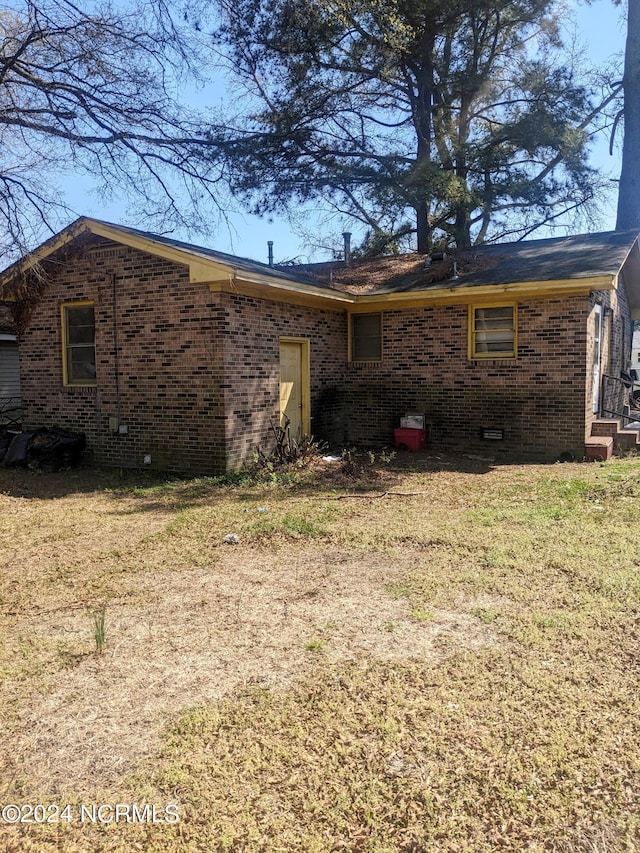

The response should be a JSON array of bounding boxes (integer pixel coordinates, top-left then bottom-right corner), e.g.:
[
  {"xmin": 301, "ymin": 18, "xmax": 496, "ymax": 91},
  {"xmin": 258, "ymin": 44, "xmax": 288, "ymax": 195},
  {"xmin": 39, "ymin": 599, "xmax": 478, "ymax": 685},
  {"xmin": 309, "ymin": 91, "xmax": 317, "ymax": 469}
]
[
  {"xmin": 342, "ymin": 231, "xmax": 352, "ymax": 267},
  {"xmin": 267, "ymin": 240, "xmax": 274, "ymax": 267}
]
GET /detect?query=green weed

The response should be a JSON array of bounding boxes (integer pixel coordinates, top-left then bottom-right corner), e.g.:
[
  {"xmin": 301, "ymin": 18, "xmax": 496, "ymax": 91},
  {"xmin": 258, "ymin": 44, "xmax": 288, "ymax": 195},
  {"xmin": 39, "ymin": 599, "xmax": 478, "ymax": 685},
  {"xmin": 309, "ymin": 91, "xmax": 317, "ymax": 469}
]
[
  {"xmin": 386, "ymin": 581, "xmax": 411, "ymax": 599},
  {"xmin": 93, "ymin": 606, "xmax": 107, "ymax": 654},
  {"xmin": 410, "ymin": 607, "xmax": 434, "ymax": 622}
]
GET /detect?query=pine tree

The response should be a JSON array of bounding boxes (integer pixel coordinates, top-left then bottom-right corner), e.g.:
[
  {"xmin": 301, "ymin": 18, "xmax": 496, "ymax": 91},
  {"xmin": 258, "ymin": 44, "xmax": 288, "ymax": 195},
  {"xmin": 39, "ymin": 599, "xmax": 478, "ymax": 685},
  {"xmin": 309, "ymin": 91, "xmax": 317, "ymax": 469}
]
[{"xmin": 212, "ymin": 0, "xmax": 604, "ymax": 252}]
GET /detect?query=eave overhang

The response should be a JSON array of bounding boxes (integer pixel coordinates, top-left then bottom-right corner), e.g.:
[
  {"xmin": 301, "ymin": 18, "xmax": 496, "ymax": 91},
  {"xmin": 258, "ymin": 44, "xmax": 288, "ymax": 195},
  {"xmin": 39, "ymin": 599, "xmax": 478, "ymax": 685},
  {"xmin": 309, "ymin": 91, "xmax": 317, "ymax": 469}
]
[
  {"xmin": 0, "ymin": 217, "xmax": 624, "ymax": 312},
  {"xmin": 208, "ymin": 272, "xmax": 616, "ymax": 311},
  {"xmin": 206, "ymin": 276, "xmax": 353, "ymax": 311},
  {"xmin": 0, "ymin": 218, "xmax": 352, "ymax": 307},
  {"xmin": 349, "ymin": 275, "xmax": 614, "ymax": 310}
]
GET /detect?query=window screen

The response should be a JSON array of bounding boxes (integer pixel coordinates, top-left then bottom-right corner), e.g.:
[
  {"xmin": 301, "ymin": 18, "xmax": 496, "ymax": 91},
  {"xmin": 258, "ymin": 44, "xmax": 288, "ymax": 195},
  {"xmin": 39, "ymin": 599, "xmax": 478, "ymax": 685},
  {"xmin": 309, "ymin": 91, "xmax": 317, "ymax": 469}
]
[
  {"xmin": 63, "ymin": 303, "xmax": 96, "ymax": 384},
  {"xmin": 472, "ymin": 306, "xmax": 515, "ymax": 357},
  {"xmin": 352, "ymin": 313, "xmax": 382, "ymax": 361}
]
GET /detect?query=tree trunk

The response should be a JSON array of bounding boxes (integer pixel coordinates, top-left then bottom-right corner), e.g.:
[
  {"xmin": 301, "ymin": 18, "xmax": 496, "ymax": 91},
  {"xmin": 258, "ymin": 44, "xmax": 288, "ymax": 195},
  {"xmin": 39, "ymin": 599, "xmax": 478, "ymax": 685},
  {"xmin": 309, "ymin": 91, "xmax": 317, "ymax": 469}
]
[
  {"xmin": 453, "ymin": 208, "xmax": 472, "ymax": 248},
  {"xmin": 617, "ymin": 0, "xmax": 640, "ymax": 230}
]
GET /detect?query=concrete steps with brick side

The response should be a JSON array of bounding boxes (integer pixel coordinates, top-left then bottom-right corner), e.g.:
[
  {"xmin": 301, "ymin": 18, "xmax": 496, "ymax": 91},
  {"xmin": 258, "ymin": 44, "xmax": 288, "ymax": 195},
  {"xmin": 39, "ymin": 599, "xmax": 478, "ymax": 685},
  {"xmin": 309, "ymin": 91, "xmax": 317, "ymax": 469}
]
[
  {"xmin": 617, "ymin": 423, "xmax": 640, "ymax": 453},
  {"xmin": 585, "ymin": 435, "xmax": 613, "ymax": 460},
  {"xmin": 589, "ymin": 418, "xmax": 640, "ymax": 456},
  {"xmin": 590, "ymin": 419, "xmax": 621, "ymax": 438}
]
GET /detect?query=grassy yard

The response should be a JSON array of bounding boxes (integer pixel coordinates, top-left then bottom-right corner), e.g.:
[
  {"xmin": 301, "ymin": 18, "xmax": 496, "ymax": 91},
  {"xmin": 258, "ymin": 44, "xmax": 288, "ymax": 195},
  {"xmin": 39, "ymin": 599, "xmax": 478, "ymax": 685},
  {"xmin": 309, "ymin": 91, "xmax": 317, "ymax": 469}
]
[{"xmin": 0, "ymin": 452, "xmax": 639, "ymax": 852}]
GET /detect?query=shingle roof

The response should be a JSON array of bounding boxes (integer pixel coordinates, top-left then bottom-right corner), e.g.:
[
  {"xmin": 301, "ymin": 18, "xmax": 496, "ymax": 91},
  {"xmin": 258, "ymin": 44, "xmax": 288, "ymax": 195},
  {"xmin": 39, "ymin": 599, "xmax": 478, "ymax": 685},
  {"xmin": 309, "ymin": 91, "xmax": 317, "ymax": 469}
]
[
  {"xmin": 292, "ymin": 230, "xmax": 640, "ymax": 295},
  {"xmin": 0, "ymin": 217, "xmax": 334, "ymax": 295},
  {"xmin": 2, "ymin": 219, "xmax": 637, "ymax": 302},
  {"xmin": 96, "ymin": 221, "xmax": 331, "ymax": 289}
]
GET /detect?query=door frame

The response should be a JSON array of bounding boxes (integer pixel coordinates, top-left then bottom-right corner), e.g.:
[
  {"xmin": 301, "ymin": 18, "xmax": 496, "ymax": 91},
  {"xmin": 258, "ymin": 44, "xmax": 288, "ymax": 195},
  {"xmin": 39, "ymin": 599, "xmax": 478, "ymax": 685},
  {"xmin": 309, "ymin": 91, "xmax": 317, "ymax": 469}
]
[
  {"xmin": 592, "ymin": 304, "xmax": 602, "ymax": 415},
  {"xmin": 279, "ymin": 337, "xmax": 311, "ymax": 435}
]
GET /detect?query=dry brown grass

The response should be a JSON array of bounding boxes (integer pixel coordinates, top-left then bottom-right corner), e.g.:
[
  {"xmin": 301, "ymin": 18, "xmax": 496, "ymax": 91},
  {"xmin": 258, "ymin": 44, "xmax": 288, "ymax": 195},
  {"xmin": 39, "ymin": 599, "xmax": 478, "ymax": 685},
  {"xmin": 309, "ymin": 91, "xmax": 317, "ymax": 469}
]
[{"xmin": 0, "ymin": 454, "xmax": 639, "ymax": 851}]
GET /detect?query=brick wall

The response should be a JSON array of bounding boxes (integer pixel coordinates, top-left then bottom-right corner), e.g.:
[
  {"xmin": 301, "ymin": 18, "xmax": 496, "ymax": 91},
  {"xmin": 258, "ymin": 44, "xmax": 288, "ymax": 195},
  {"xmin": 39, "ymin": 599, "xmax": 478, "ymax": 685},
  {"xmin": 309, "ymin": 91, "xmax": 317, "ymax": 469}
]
[
  {"xmin": 343, "ymin": 297, "xmax": 593, "ymax": 461},
  {"xmin": 219, "ymin": 293, "xmax": 347, "ymax": 469},
  {"xmin": 17, "ymin": 238, "xmax": 347, "ymax": 474},
  {"xmin": 17, "ymin": 234, "xmax": 622, "ymax": 471},
  {"xmin": 19, "ymin": 238, "xmax": 228, "ymax": 473}
]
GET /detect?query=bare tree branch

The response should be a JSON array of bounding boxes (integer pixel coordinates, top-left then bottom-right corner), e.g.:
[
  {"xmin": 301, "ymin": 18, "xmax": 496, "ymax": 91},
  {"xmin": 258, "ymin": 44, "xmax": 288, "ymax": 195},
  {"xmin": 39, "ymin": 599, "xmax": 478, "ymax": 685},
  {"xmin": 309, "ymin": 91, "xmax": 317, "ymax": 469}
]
[{"xmin": 0, "ymin": 0, "xmax": 229, "ymax": 257}]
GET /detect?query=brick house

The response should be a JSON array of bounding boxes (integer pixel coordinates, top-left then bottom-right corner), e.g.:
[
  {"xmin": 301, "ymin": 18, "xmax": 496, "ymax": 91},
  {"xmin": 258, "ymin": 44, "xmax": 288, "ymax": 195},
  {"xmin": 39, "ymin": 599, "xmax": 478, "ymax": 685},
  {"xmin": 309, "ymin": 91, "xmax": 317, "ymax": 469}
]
[{"xmin": 1, "ymin": 218, "xmax": 639, "ymax": 472}]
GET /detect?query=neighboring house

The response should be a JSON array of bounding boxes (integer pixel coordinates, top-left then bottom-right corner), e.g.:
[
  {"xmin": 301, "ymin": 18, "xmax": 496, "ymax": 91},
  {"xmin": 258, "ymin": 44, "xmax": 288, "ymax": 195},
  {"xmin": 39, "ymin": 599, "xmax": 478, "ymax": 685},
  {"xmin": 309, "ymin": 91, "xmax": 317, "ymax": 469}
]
[
  {"xmin": 0, "ymin": 302, "xmax": 20, "ymax": 426},
  {"xmin": 0, "ymin": 218, "xmax": 639, "ymax": 473},
  {"xmin": 0, "ymin": 331, "xmax": 19, "ymax": 400}
]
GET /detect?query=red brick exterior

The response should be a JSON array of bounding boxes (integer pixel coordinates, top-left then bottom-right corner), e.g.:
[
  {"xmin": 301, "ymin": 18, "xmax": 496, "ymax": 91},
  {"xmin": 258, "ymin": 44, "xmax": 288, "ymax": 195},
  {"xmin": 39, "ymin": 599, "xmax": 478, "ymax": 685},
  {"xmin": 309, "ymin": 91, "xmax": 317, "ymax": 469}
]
[
  {"xmin": 14, "ymin": 235, "xmax": 633, "ymax": 472},
  {"xmin": 17, "ymin": 239, "xmax": 346, "ymax": 473},
  {"xmin": 19, "ymin": 240, "xmax": 230, "ymax": 472},
  {"xmin": 343, "ymin": 298, "xmax": 595, "ymax": 460},
  {"xmin": 340, "ymin": 284, "xmax": 632, "ymax": 461},
  {"xmin": 216, "ymin": 292, "xmax": 346, "ymax": 469}
]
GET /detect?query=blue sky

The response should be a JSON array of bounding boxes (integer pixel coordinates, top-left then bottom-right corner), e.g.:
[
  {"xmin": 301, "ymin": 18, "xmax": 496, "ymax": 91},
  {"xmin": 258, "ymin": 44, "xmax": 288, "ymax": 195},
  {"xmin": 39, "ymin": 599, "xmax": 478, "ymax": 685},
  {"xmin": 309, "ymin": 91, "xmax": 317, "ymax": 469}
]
[{"xmin": 63, "ymin": 0, "xmax": 627, "ymax": 264}]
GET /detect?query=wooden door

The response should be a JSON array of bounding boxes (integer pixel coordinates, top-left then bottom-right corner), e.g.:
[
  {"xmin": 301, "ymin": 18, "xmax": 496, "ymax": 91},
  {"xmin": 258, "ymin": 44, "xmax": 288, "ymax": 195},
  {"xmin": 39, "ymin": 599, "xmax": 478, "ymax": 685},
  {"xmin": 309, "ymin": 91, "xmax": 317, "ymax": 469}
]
[{"xmin": 279, "ymin": 340, "xmax": 309, "ymax": 437}]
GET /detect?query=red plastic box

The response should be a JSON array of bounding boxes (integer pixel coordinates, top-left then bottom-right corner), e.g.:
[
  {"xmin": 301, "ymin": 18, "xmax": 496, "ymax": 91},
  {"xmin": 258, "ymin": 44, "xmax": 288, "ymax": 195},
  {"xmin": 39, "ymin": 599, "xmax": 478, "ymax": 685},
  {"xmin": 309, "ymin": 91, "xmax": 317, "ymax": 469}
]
[{"xmin": 394, "ymin": 427, "xmax": 427, "ymax": 451}]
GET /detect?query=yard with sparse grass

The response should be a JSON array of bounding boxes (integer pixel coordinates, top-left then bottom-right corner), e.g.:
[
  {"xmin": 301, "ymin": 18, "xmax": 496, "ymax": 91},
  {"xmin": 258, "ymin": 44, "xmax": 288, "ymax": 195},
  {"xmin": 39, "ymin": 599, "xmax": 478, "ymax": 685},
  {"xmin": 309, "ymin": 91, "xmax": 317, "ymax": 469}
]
[{"xmin": 0, "ymin": 451, "xmax": 639, "ymax": 852}]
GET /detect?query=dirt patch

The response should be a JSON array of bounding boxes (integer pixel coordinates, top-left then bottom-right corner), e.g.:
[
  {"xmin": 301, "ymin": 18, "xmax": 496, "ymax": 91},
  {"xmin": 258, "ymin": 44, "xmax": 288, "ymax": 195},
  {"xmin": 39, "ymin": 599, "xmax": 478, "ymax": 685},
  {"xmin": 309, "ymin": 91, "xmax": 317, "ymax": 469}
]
[
  {"xmin": 4, "ymin": 544, "xmax": 498, "ymax": 798},
  {"xmin": 2, "ymin": 459, "xmax": 638, "ymax": 851}
]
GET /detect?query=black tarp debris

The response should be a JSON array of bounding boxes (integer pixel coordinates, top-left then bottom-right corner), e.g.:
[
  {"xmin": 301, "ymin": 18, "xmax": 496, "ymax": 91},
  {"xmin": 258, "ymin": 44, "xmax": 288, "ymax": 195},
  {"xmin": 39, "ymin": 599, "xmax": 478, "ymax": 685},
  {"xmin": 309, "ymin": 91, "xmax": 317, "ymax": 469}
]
[
  {"xmin": 1, "ymin": 427, "xmax": 86, "ymax": 470},
  {"xmin": 0, "ymin": 428, "xmax": 18, "ymax": 461},
  {"xmin": 2, "ymin": 431, "xmax": 33, "ymax": 467}
]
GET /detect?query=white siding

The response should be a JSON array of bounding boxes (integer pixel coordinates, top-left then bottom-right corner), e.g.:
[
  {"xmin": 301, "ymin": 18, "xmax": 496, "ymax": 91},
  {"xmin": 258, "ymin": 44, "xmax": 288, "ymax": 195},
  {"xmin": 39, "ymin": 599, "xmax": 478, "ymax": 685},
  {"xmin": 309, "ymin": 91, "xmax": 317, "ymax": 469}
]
[{"xmin": 0, "ymin": 339, "xmax": 20, "ymax": 399}]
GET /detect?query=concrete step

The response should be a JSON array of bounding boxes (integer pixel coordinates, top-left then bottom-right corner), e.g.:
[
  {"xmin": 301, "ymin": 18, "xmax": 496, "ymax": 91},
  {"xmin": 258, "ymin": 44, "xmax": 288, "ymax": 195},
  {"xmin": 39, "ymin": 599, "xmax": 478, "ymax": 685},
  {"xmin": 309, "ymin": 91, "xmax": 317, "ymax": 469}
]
[
  {"xmin": 590, "ymin": 419, "xmax": 621, "ymax": 438},
  {"xmin": 617, "ymin": 421, "xmax": 640, "ymax": 452},
  {"xmin": 589, "ymin": 418, "xmax": 640, "ymax": 455},
  {"xmin": 585, "ymin": 436, "xmax": 614, "ymax": 461}
]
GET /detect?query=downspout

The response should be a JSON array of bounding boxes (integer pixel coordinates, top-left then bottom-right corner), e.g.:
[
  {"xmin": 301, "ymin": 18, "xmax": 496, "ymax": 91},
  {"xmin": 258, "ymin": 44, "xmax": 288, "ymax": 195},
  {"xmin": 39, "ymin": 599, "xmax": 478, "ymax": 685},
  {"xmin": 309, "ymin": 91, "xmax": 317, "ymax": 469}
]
[{"xmin": 112, "ymin": 273, "xmax": 122, "ymax": 422}]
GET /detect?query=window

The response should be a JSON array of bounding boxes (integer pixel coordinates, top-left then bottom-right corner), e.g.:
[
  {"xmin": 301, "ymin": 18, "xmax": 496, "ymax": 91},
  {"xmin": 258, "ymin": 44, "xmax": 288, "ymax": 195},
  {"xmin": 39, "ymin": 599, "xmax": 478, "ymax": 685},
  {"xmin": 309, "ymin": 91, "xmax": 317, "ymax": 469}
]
[
  {"xmin": 351, "ymin": 313, "xmax": 382, "ymax": 361},
  {"xmin": 470, "ymin": 304, "xmax": 516, "ymax": 358},
  {"xmin": 61, "ymin": 302, "xmax": 96, "ymax": 385}
]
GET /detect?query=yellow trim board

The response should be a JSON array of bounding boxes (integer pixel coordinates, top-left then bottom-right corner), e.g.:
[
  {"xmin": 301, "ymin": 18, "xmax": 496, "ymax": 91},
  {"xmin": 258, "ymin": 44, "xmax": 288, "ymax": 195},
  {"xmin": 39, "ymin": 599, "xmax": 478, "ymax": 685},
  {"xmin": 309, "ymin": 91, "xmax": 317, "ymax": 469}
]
[
  {"xmin": 0, "ymin": 215, "xmax": 621, "ymax": 315},
  {"xmin": 76, "ymin": 220, "xmax": 352, "ymax": 299},
  {"xmin": 209, "ymin": 274, "xmax": 605, "ymax": 312},
  {"xmin": 350, "ymin": 276, "xmax": 614, "ymax": 310},
  {"xmin": 0, "ymin": 216, "xmax": 354, "ymax": 306},
  {"xmin": 0, "ymin": 219, "xmax": 89, "ymax": 292},
  {"xmin": 208, "ymin": 277, "xmax": 352, "ymax": 310}
]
